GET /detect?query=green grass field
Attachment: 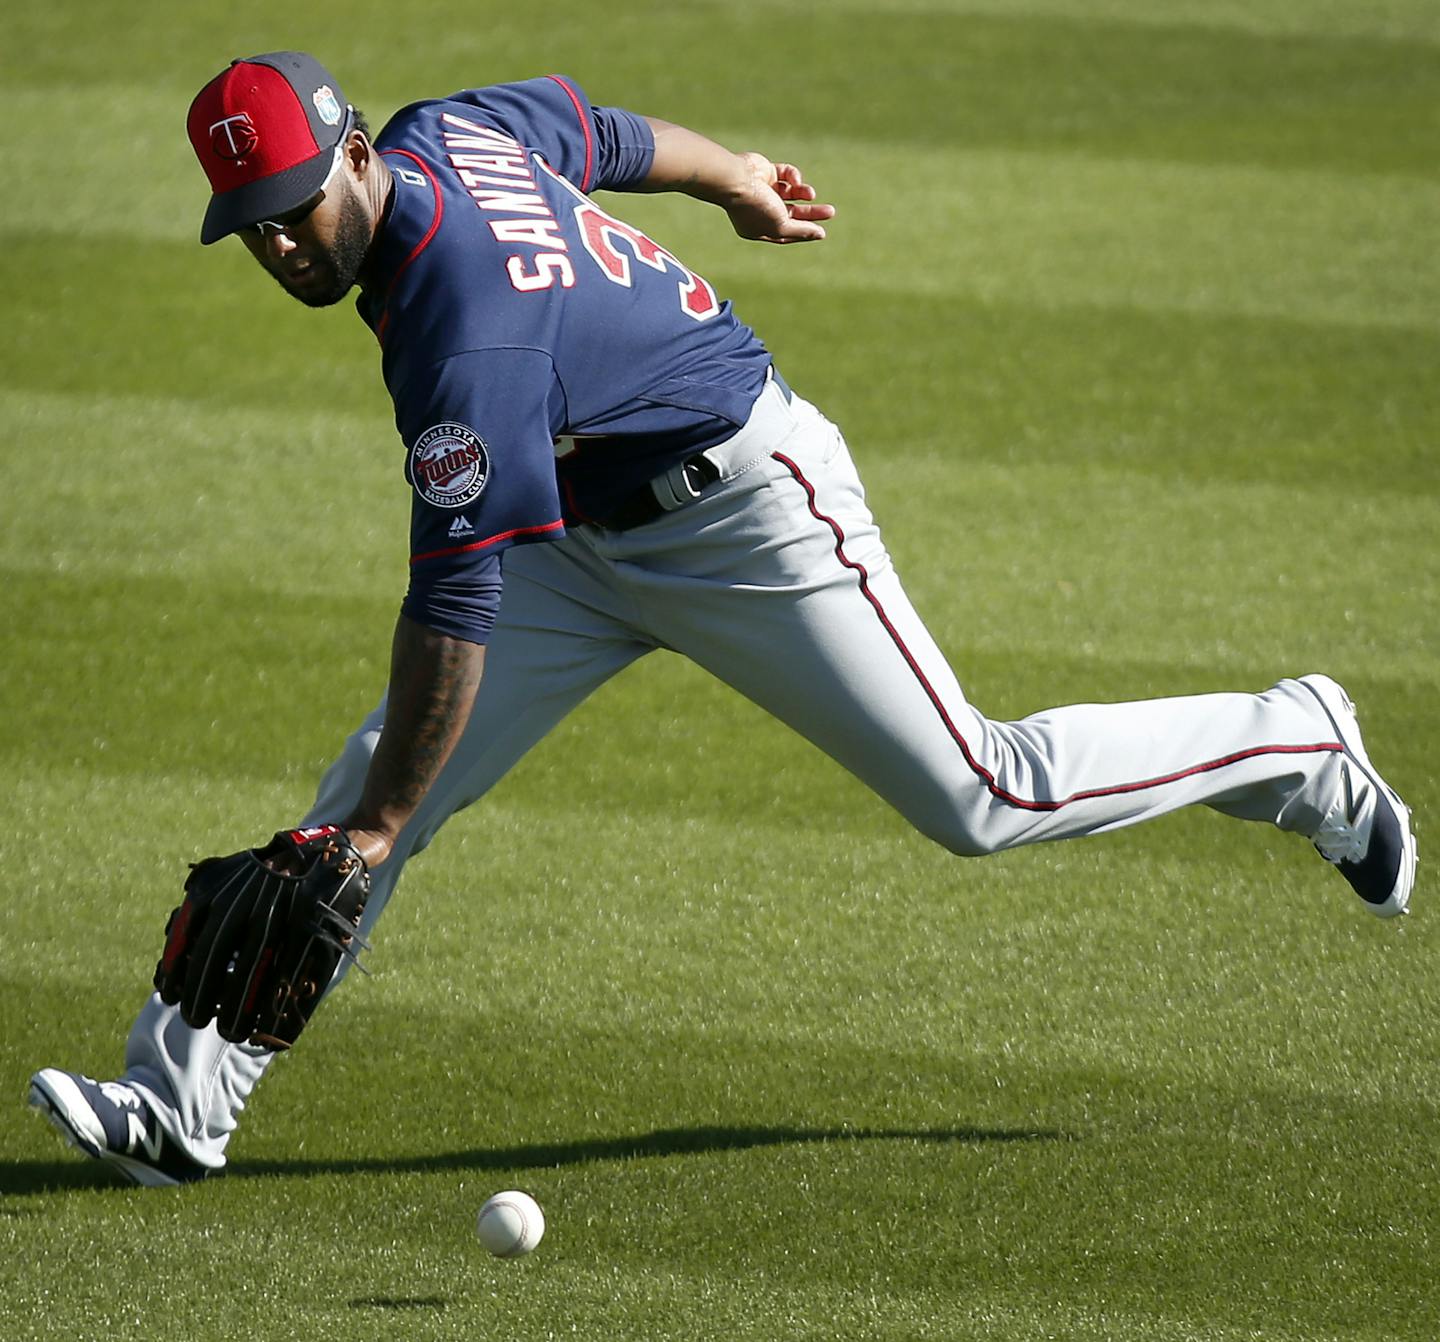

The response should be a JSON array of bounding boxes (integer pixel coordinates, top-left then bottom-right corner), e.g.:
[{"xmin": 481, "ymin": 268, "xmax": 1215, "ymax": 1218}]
[{"xmin": 3, "ymin": 2, "xmax": 1437, "ymax": 1338}]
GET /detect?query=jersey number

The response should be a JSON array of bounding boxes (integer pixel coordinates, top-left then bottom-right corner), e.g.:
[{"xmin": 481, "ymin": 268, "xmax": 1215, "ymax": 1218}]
[{"xmin": 573, "ymin": 201, "xmax": 720, "ymax": 322}]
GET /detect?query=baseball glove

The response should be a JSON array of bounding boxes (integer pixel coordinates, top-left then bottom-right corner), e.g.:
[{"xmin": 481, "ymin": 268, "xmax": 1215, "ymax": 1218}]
[{"xmin": 154, "ymin": 824, "xmax": 370, "ymax": 1050}]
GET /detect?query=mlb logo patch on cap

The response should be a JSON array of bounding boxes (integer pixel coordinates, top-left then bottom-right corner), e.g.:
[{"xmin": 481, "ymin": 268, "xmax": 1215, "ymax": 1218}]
[{"xmin": 312, "ymin": 84, "xmax": 343, "ymax": 126}]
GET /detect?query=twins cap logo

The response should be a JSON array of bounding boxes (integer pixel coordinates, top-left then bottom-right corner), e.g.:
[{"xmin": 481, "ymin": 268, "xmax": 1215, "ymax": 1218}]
[
  {"xmin": 210, "ymin": 112, "xmax": 258, "ymax": 160},
  {"xmin": 312, "ymin": 84, "xmax": 343, "ymax": 126},
  {"xmin": 409, "ymin": 423, "xmax": 490, "ymax": 509}
]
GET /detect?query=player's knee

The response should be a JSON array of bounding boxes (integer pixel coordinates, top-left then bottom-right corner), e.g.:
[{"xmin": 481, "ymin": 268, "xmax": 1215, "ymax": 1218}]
[
  {"xmin": 943, "ymin": 831, "xmax": 1000, "ymax": 859},
  {"xmin": 917, "ymin": 813, "xmax": 1000, "ymax": 859}
]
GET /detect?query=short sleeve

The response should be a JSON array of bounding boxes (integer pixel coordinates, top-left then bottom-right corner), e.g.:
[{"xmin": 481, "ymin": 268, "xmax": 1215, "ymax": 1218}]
[
  {"xmin": 396, "ymin": 347, "xmax": 566, "ymax": 579},
  {"xmin": 441, "ymin": 76, "xmax": 655, "ymax": 193},
  {"xmin": 589, "ymin": 103, "xmax": 655, "ymax": 191}
]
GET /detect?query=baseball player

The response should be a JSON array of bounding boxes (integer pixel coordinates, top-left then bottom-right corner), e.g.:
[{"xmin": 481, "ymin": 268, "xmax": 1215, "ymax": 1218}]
[{"xmin": 29, "ymin": 52, "xmax": 1416, "ymax": 1186}]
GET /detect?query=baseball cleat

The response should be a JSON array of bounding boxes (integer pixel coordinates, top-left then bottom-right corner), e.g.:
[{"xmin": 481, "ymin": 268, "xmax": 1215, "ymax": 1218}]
[
  {"xmin": 27, "ymin": 1069, "xmax": 209, "ymax": 1188},
  {"xmin": 1298, "ymin": 675, "xmax": 1417, "ymax": 918}
]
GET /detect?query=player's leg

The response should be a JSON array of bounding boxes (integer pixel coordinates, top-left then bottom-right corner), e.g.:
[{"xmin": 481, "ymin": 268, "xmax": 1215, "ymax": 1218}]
[
  {"xmin": 38, "ymin": 536, "xmax": 655, "ymax": 1181},
  {"xmin": 617, "ymin": 391, "xmax": 1409, "ymax": 906}
]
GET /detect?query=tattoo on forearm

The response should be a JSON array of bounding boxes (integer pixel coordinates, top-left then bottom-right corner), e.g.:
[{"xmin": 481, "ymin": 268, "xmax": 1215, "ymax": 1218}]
[{"xmin": 359, "ymin": 619, "xmax": 484, "ymax": 828}]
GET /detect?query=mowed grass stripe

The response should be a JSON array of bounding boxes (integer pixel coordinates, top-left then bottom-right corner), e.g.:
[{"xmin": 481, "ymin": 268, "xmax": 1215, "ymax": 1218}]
[
  {"xmin": 745, "ymin": 0, "xmax": 1440, "ymax": 46},
  {"xmin": 5, "ymin": 372, "xmax": 1432, "ymax": 626},
  {"xmin": 4, "ymin": 377, "xmax": 1433, "ymax": 547},
  {"xmin": 10, "ymin": 5, "xmax": 1439, "ymax": 179},
  {"xmin": 11, "ymin": 826, "xmax": 1431, "ymax": 1128},
  {"xmin": 5, "ymin": 115, "xmax": 1437, "ymax": 332},
  {"xmin": 6, "ymin": 246, "xmax": 1438, "ymax": 449},
  {"xmin": 205, "ymin": 839, "xmax": 1437, "ymax": 1095},
  {"xmin": 0, "ymin": 388, "xmax": 403, "ymax": 583},
  {"xmin": 3, "ymin": 1178, "xmax": 1409, "ymax": 1342},
  {"xmin": 2, "ymin": 465, "xmax": 1430, "ymax": 794},
  {"xmin": 417, "ymin": 1264, "xmax": 1392, "ymax": 1342},
  {"xmin": 2, "ymin": 464, "xmax": 1430, "ymax": 683},
  {"xmin": 615, "ymin": 144, "xmax": 1440, "ymax": 333},
  {"xmin": 9, "ymin": 921, "xmax": 1429, "ymax": 1131}
]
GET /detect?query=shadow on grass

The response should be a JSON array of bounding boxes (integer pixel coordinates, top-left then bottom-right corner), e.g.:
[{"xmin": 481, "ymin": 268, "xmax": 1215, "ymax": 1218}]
[
  {"xmin": 348, "ymin": 1295, "xmax": 447, "ymax": 1311},
  {"xmin": 233, "ymin": 1123, "xmax": 1068, "ymax": 1181},
  {"xmin": 2, "ymin": 1123, "xmax": 1066, "ymax": 1194}
]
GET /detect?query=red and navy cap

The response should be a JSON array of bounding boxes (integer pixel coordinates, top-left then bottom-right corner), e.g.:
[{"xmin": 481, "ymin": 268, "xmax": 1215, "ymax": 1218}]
[{"xmin": 187, "ymin": 52, "xmax": 354, "ymax": 245}]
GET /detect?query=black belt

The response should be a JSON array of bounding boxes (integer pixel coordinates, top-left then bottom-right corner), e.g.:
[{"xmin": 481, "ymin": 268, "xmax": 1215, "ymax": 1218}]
[
  {"xmin": 596, "ymin": 454, "xmax": 721, "ymax": 531},
  {"xmin": 590, "ymin": 370, "xmax": 793, "ymax": 532}
]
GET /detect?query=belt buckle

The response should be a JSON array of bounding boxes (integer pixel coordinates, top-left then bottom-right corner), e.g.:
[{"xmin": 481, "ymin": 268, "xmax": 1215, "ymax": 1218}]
[
  {"xmin": 654, "ymin": 453, "xmax": 717, "ymax": 512},
  {"xmin": 678, "ymin": 457, "xmax": 712, "ymax": 499}
]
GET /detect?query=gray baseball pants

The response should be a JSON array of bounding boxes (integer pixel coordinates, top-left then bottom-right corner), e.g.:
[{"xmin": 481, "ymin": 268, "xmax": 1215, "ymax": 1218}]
[{"xmin": 123, "ymin": 379, "xmax": 1348, "ymax": 1167}]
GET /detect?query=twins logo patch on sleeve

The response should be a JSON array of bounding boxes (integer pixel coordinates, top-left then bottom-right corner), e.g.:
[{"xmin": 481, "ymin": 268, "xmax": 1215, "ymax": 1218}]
[{"xmin": 408, "ymin": 422, "xmax": 491, "ymax": 508}]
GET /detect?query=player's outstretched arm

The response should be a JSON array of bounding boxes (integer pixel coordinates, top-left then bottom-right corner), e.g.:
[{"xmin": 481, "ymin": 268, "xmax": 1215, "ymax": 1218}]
[
  {"xmin": 637, "ymin": 117, "xmax": 835, "ymax": 244},
  {"xmin": 341, "ymin": 615, "xmax": 486, "ymax": 867}
]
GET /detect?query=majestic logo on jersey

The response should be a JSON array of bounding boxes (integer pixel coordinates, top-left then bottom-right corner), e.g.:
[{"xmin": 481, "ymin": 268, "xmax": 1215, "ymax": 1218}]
[
  {"xmin": 209, "ymin": 113, "xmax": 258, "ymax": 160},
  {"xmin": 312, "ymin": 85, "xmax": 343, "ymax": 126},
  {"xmin": 448, "ymin": 515, "xmax": 476, "ymax": 538},
  {"xmin": 409, "ymin": 423, "xmax": 490, "ymax": 509}
]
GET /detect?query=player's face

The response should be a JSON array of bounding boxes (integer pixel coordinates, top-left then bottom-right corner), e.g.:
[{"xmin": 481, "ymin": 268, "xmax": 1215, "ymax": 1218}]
[{"xmin": 238, "ymin": 176, "xmax": 373, "ymax": 308}]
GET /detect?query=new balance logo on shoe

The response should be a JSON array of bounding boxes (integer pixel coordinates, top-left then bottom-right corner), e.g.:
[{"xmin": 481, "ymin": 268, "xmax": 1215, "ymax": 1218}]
[{"xmin": 126, "ymin": 1109, "xmax": 167, "ymax": 1164}]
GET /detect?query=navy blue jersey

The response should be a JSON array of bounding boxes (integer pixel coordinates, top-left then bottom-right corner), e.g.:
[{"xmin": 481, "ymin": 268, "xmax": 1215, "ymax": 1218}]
[{"xmin": 357, "ymin": 75, "xmax": 774, "ymax": 643}]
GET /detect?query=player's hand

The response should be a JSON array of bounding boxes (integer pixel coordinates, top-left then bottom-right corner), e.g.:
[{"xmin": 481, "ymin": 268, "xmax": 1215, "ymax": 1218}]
[
  {"xmin": 262, "ymin": 823, "xmax": 391, "ymax": 874},
  {"xmin": 342, "ymin": 826, "xmax": 395, "ymax": 868},
  {"xmin": 725, "ymin": 153, "xmax": 835, "ymax": 244}
]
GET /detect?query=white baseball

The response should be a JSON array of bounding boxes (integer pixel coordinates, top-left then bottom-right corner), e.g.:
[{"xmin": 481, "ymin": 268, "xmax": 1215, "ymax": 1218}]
[{"xmin": 475, "ymin": 1190, "xmax": 545, "ymax": 1257}]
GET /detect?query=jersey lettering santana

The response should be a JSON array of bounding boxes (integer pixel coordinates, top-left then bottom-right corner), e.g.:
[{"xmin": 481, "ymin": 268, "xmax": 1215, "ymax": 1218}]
[{"xmin": 357, "ymin": 76, "xmax": 774, "ymax": 643}]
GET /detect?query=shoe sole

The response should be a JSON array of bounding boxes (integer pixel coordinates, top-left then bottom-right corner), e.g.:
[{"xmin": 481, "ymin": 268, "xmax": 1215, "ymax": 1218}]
[
  {"xmin": 27, "ymin": 1072, "xmax": 183, "ymax": 1189},
  {"xmin": 1298, "ymin": 674, "xmax": 1417, "ymax": 917}
]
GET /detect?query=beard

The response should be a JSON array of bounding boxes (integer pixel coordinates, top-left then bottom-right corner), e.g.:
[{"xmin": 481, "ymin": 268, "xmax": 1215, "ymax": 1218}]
[{"xmin": 278, "ymin": 187, "xmax": 373, "ymax": 308}]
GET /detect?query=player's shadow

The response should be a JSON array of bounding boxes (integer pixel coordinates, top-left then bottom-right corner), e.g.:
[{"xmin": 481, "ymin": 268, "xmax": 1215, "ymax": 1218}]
[
  {"xmin": 238, "ymin": 1122, "xmax": 1069, "ymax": 1179},
  {"xmin": 0, "ymin": 1124, "xmax": 1066, "ymax": 1193},
  {"xmin": 250, "ymin": 1128, "xmax": 1071, "ymax": 1180}
]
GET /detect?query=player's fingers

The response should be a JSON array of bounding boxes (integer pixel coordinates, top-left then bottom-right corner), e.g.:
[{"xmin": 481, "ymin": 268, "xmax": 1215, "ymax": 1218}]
[
  {"xmin": 786, "ymin": 200, "xmax": 836, "ymax": 222},
  {"xmin": 770, "ymin": 164, "xmax": 824, "ymax": 200},
  {"xmin": 762, "ymin": 221, "xmax": 828, "ymax": 244}
]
